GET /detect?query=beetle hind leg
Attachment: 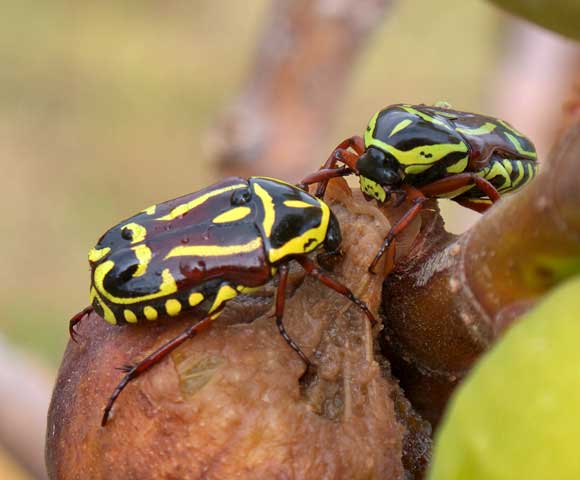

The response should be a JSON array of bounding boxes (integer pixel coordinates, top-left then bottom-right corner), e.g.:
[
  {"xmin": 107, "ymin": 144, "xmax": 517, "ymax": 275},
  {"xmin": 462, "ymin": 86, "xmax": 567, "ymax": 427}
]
[{"xmin": 101, "ymin": 313, "xmax": 215, "ymax": 426}]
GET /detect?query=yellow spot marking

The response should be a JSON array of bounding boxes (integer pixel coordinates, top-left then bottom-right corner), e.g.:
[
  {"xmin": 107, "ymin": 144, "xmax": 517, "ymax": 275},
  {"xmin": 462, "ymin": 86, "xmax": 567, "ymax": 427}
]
[
  {"xmin": 389, "ymin": 118, "xmax": 413, "ymax": 138},
  {"xmin": 456, "ymin": 122, "xmax": 496, "ymax": 136},
  {"xmin": 143, "ymin": 205, "xmax": 156, "ymax": 215},
  {"xmin": 156, "ymin": 183, "xmax": 247, "ymax": 221},
  {"xmin": 360, "ymin": 176, "xmax": 387, "ymax": 202},
  {"xmin": 283, "ymin": 200, "xmax": 314, "ymax": 209},
  {"xmin": 165, "ymin": 298, "xmax": 182, "ymax": 316},
  {"xmin": 209, "ymin": 284, "xmax": 237, "ymax": 313},
  {"xmin": 124, "ymin": 309, "xmax": 138, "ymax": 323},
  {"xmin": 267, "ymin": 200, "xmax": 329, "ymax": 264},
  {"xmin": 445, "ymin": 156, "xmax": 469, "ymax": 174},
  {"xmin": 401, "ymin": 105, "xmax": 451, "ymax": 129},
  {"xmin": 253, "ymin": 182, "xmax": 275, "ymax": 237},
  {"xmin": 93, "ymin": 261, "xmax": 178, "ymax": 305},
  {"xmin": 88, "ymin": 247, "xmax": 111, "ymax": 263},
  {"xmin": 90, "ymin": 287, "xmax": 117, "ymax": 325},
  {"xmin": 143, "ymin": 306, "xmax": 158, "ymax": 321},
  {"xmin": 505, "ymin": 132, "xmax": 537, "ymax": 158},
  {"xmin": 437, "ymin": 185, "xmax": 475, "ymax": 199},
  {"xmin": 188, "ymin": 292, "xmax": 204, "ymax": 307},
  {"xmin": 165, "ymin": 237, "xmax": 263, "ymax": 259},
  {"xmin": 368, "ymin": 137, "xmax": 468, "ymax": 167},
  {"xmin": 122, "ymin": 222, "xmax": 147, "ymax": 244},
  {"xmin": 212, "ymin": 206, "xmax": 252, "ymax": 224},
  {"xmin": 131, "ymin": 244, "xmax": 152, "ymax": 277}
]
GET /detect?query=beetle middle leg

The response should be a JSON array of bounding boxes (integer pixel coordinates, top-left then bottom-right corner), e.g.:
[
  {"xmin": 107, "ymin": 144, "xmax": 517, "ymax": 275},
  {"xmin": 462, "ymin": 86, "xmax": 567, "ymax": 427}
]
[
  {"xmin": 101, "ymin": 313, "xmax": 215, "ymax": 426},
  {"xmin": 294, "ymin": 256, "xmax": 376, "ymax": 326},
  {"xmin": 274, "ymin": 264, "xmax": 311, "ymax": 366}
]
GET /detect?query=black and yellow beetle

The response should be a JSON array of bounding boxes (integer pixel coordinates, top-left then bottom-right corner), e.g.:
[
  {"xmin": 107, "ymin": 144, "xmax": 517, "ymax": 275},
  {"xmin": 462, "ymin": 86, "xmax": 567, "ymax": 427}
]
[
  {"xmin": 301, "ymin": 103, "xmax": 538, "ymax": 272},
  {"xmin": 69, "ymin": 176, "xmax": 375, "ymax": 426}
]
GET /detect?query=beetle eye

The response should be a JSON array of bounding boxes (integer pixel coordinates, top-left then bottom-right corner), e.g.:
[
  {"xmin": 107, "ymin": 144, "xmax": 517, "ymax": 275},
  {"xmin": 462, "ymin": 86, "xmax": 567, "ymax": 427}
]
[{"xmin": 231, "ymin": 188, "xmax": 252, "ymax": 205}]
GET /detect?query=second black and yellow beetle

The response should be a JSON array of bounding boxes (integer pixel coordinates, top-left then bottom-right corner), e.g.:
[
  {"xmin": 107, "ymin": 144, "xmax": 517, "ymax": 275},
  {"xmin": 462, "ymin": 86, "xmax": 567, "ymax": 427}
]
[
  {"xmin": 69, "ymin": 176, "xmax": 375, "ymax": 426},
  {"xmin": 301, "ymin": 103, "xmax": 538, "ymax": 272}
]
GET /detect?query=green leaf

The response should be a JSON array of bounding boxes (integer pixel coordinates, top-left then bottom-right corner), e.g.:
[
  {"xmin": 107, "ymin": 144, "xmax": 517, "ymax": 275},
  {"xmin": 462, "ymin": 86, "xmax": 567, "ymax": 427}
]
[{"xmin": 429, "ymin": 275, "xmax": 580, "ymax": 480}]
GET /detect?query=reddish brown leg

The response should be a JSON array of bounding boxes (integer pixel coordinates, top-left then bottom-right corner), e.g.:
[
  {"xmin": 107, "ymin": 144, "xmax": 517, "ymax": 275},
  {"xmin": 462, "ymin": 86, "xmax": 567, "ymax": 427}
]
[
  {"xmin": 275, "ymin": 264, "xmax": 311, "ymax": 366},
  {"xmin": 299, "ymin": 135, "xmax": 364, "ymax": 198},
  {"xmin": 101, "ymin": 314, "xmax": 215, "ymax": 426},
  {"xmin": 368, "ymin": 188, "xmax": 428, "ymax": 274},
  {"xmin": 455, "ymin": 198, "xmax": 492, "ymax": 213},
  {"xmin": 419, "ymin": 173, "xmax": 501, "ymax": 202},
  {"xmin": 369, "ymin": 174, "xmax": 501, "ymax": 274},
  {"xmin": 294, "ymin": 255, "xmax": 376, "ymax": 326},
  {"xmin": 297, "ymin": 166, "xmax": 353, "ymax": 191},
  {"xmin": 69, "ymin": 306, "xmax": 93, "ymax": 343}
]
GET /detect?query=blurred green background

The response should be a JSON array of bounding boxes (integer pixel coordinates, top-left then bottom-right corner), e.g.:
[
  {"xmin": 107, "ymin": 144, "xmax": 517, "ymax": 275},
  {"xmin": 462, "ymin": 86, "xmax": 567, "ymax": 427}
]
[{"xmin": 0, "ymin": 0, "xmax": 576, "ymax": 478}]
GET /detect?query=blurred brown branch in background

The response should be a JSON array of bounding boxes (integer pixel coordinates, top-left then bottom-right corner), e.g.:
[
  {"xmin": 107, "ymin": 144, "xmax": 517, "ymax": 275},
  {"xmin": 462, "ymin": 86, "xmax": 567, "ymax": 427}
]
[{"xmin": 207, "ymin": 0, "xmax": 394, "ymax": 181}]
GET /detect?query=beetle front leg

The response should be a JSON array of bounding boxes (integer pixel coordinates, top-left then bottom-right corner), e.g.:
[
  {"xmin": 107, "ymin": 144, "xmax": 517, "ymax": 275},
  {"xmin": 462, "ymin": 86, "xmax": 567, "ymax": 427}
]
[
  {"xmin": 299, "ymin": 135, "xmax": 364, "ymax": 198},
  {"xmin": 101, "ymin": 313, "xmax": 215, "ymax": 426},
  {"xmin": 274, "ymin": 264, "xmax": 311, "ymax": 366},
  {"xmin": 368, "ymin": 189, "xmax": 427, "ymax": 274},
  {"xmin": 69, "ymin": 306, "xmax": 93, "ymax": 343}
]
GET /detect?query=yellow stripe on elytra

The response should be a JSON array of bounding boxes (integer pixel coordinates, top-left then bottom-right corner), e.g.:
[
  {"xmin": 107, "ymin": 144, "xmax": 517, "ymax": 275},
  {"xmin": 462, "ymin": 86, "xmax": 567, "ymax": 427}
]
[
  {"xmin": 165, "ymin": 237, "xmax": 263, "ymax": 259},
  {"xmin": 504, "ymin": 132, "xmax": 537, "ymax": 159},
  {"xmin": 283, "ymin": 200, "xmax": 315, "ymax": 209},
  {"xmin": 364, "ymin": 111, "xmax": 380, "ymax": 148},
  {"xmin": 209, "ymin": 284, "xmax": 238, "ymax": 313},
  {"xmin": 481, "ymin": 162, "xmax": 511, "ymax": 192},
  {"xmin": 88, "ymin": 247, "xmax": 110, "ymax": 263},
  {"xmin": 212, "ymin": 206, "xmax": 252, "ymax": 224},
  {"xmin": 156, "ymin": 183, "xmax": 247, "ymax": 221},
  {"xmin": 93, "ymin": 261, "xmax": 178, "ymax": 305},
  {"xmin": 512, "ymin": 161, "xmax": 526, "ymax": 187},
  {"xmin": 389, "ymin": 118, "xmax": 413, "ymax": 138},
  {"xmin": 131, "ymin": 244, "xmax": 152, "ymax": 277},
  {"xmin": 90, "ymin": 287, "xmax": 117, "ymax": 325},
  {"xmin": 445, "ymin": 156, "xmax": 469, "ymax": 174},
  {"xmin": 142, "ymin": 205, "xmax": 156, "ymax": 215},
  {"xmin": 267, "ymin": 200, "xmax": 329, "ymax": 264},
  {"xmin": 400, "ymin": 105, "xmax": 452, "ymax": 130},
  {"xmin": 368, "ymin": 137, "xmax": 468, "ymax": 169},
  {"xmin": 456, "ymin": 122, "xmax": 497, "ymax": 136},
  {"xmin": 253, "ymin": 182, "xmax": 275, "ymax": 237},
  {"xmin": 165, "ymin": 298, "xmax": 182, "ymax": 317}
]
